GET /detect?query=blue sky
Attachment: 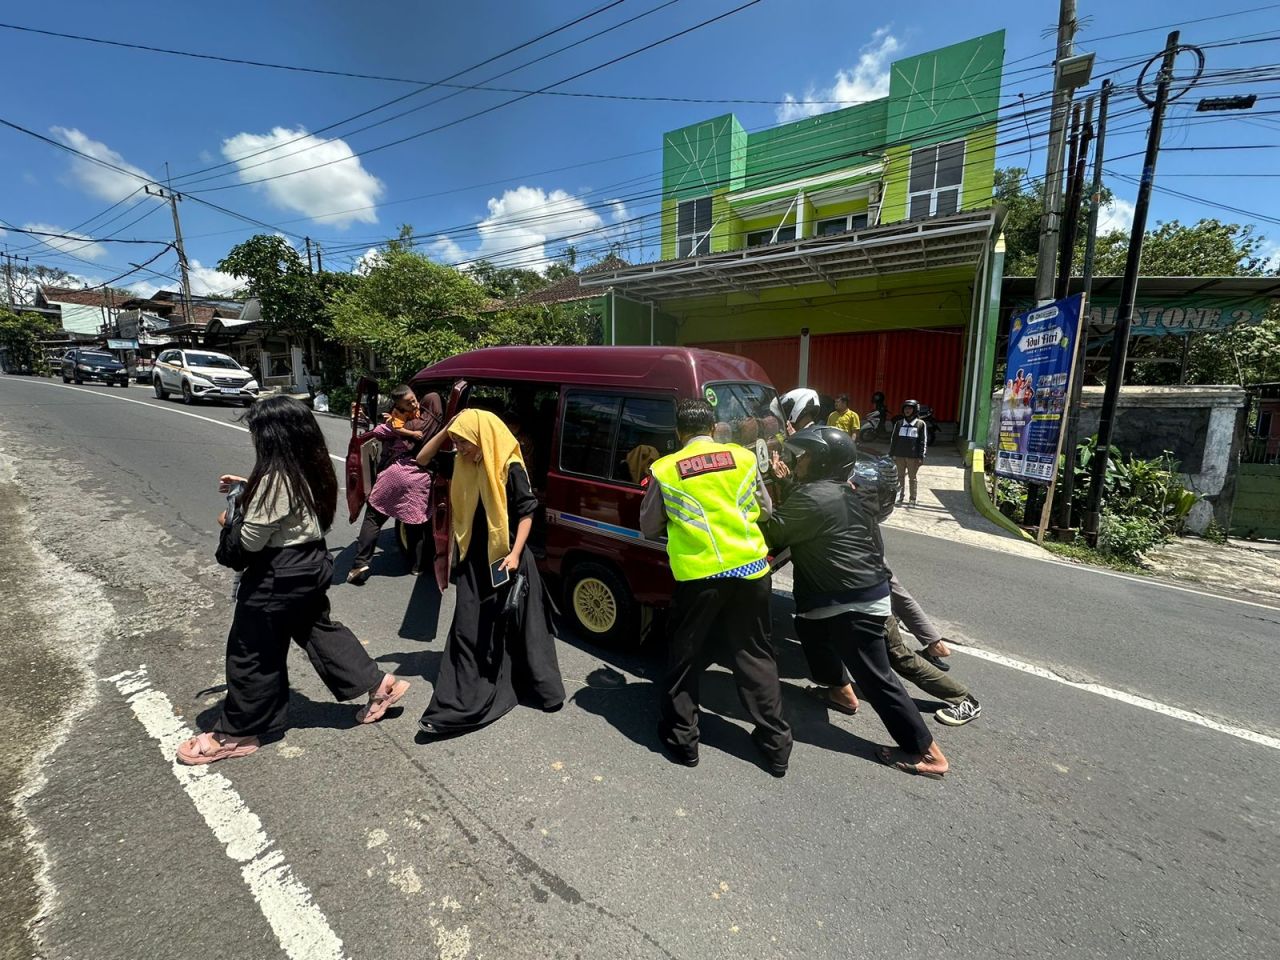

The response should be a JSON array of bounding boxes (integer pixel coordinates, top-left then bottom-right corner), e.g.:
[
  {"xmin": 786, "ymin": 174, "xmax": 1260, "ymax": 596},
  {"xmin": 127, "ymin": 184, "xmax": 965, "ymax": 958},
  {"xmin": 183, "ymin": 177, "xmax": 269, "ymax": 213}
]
[{"xmin": 2, "ymin": 0, "xmax": 1277, "ymax": 296}]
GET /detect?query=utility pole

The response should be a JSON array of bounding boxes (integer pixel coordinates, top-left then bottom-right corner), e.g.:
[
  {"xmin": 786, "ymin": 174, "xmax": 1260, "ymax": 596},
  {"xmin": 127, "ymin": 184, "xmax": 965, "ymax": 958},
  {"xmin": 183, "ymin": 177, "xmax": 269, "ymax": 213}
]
[
  {"xmin": 2, "ymin": 249, "xmax": 29, "ymax": 307},
  {"xmin": 1055, "ymin": 81, "xmax": 1109, "ymax": 535},
  {"xmin": 314, "ymin": 243, "xmax": 323, "ymax": 273},
  {"xmin": 1055, "ymin": 99, "xmax": 1091, "ymax": 301},
  {"xmin": 145, "ymin": 184, "xmax": 193, "ymax": 325},
  {"xmin": 1033, "ymin": 0, "xmax": 1078, "ymax": 304},
  {"xmin": 305, "ymin": 237, "xmax": 314, "ymax": 274},
  {"xmin": 1082, "ymin": 32, "xmax": 1201, "ymax": 546}
]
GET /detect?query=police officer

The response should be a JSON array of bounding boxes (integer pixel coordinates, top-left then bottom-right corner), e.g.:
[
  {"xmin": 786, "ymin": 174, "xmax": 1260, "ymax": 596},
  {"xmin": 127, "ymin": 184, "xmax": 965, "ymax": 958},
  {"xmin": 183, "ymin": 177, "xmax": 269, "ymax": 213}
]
[
  {"xmin": 641, "ymin": 398, "xmax": 792, "ymax": 776},
  {"xmin": 762, "ymin": 425, "xmax": 950, "ymax": 779}
]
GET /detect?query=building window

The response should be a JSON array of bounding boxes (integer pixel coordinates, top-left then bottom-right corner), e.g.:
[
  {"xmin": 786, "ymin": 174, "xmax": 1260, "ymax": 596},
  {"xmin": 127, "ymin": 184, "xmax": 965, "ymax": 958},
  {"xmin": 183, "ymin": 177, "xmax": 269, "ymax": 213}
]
[
  {"xmin": 677, "ymin": 196, "xmax": 712, "ymax": 258},
  {"xmin": 746, "ymin": 225, "xmax": 797, "ymax": 247},
  {"xmin": 908, "ymin": 140, "xmax": 965, "ymax": 219},
  {"xmin": 815, "ymin": 214, "xmax": 869, "ymax": 237}
]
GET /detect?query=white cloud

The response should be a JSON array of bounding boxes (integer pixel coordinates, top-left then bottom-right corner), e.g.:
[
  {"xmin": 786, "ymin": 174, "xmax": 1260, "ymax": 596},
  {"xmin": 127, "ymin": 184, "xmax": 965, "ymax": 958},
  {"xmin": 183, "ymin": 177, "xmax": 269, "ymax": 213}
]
[
  {"xmin": 472, "ymin": 186, "xmax": 606, "ymax": 269},
  {"xmin": 220, "ymin": 127, "xmax": 384, "ymax": 227},
  {"xmin": 777, "ymin": 27, "xmax": 902, "ymax": 123},
  {"xmin": 51, "ymin": 127, "xmax": 155, "ymax": 202},
  {"xmin": 608, "ymin": 199, "xmax": 629, "ymax": 223},
  {"xmin": 21, "ymin": 222, "xmax": 109, "ymax": 261},
  {"xmin": 1098, "ymin": 196, "xmax": 1136, "ymax": 235},
  {"xmin": 424, "ymin": 237, "xmax": 465, "ymax": 267},
  {"xmin": 188, "ymin": 259, "xmax": 241, "ymax": 296}
]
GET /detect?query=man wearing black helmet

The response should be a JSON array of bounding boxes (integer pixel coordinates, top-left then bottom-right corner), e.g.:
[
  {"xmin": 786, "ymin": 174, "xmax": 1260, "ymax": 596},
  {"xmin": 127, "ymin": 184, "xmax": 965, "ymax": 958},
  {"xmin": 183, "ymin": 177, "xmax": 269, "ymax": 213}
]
[
  {"xmin": 762, "ymin": 425, "xmax": 950, "ymax": 778},
  {"xmin": 889, "ymin": 399, "xmax": 928, "ymax": 506}
]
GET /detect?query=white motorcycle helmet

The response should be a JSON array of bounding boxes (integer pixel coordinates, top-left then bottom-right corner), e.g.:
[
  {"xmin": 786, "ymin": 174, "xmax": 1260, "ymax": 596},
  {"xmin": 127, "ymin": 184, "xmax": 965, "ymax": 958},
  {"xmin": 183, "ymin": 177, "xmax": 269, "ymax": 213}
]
[{"xmin": 774, "ymin": 387, "xmax": 822, "ymax": 426}]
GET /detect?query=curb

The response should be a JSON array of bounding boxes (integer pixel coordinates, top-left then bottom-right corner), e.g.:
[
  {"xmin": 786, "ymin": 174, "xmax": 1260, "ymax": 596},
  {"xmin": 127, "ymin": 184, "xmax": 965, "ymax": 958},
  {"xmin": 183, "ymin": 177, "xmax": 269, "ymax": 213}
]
[{"xmin": 965, "ymin": 447, "xmax": 1037, "ymax": 543}]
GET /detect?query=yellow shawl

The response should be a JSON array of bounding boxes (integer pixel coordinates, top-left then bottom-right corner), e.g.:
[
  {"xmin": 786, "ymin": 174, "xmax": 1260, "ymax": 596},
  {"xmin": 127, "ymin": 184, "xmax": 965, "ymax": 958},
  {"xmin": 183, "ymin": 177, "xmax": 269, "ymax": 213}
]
[{"xmin": 448, "ymin": 408, "xmax": 525, "ymax": 566}]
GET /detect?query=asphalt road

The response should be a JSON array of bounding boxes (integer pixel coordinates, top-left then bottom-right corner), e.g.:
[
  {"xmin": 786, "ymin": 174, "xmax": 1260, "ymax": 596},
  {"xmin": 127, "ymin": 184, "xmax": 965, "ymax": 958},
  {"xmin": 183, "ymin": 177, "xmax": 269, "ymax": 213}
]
[{"xmin": 1, "ymin": 373, "xmax": 1277, "ymax": 960}]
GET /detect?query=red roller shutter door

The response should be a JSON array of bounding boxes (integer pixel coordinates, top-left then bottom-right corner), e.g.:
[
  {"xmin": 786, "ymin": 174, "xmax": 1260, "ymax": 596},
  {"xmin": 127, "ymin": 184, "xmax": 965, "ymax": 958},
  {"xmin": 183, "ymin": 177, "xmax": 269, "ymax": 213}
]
[
  {"xmin": 693, "ymin": 328, "xmax": 964, "ymax": 421},
  {"xmin": 810, "ymin": 328, "xmax": 965, "ymax": 422}
]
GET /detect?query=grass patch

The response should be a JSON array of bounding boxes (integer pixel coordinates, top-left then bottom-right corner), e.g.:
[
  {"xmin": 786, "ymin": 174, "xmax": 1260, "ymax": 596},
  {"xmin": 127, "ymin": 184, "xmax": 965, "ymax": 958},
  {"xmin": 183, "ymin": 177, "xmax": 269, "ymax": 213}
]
[{"xmin": 1043, "ymin": 539, "xmax": 1148, "ymax": 575}]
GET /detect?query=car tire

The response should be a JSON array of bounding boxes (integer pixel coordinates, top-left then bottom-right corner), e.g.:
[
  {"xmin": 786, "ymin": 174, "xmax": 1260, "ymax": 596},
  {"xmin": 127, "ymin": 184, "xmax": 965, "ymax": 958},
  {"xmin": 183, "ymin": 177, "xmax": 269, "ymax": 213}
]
[
  {"xmin": 74, "ymin": 378, "xmax": 83, "ymax": 385},
  {"xmin": 181, "ymin": 381, "xmax": 195, "ymax": 405},
  {"xmin": 62, "ymin": 372, "xmax": 70, "ymax": 383},
  {"xmin": 119, "ymin": 379, "xmax": 128, "ymax": 388},
  {"xmin": 563, "ymin": 561, "xmax": 639, "ymax": 649},
  {"xmin": 153, "ymin": 377, "xmax": 168, "ymax": 400}
]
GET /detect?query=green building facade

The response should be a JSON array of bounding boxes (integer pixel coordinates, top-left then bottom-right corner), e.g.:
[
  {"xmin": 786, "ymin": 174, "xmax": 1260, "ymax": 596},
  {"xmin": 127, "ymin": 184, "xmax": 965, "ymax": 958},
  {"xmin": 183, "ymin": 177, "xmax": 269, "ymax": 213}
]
[{"xmin": 583, "ymin": 31, "xmax": 1009, "ymax": 445}]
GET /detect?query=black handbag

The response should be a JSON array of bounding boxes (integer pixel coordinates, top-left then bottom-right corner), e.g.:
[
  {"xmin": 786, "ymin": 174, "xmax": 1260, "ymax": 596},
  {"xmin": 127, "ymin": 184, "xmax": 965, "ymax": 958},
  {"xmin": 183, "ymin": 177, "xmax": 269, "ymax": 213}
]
[{"xmin": 500, "ymin": 572, "xmax": 528, "ymax": 618}]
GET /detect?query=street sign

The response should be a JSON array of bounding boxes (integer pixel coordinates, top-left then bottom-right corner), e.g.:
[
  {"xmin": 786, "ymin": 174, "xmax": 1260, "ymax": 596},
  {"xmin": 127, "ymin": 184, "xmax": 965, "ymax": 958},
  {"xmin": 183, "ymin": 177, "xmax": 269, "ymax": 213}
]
[
  {"xmin": 106, "ymin": 338, "xmax": 139, "ymax": 350},
  {"xmin": 995, "ymin": 294, "xmax": 1085, "ymax": 486}
]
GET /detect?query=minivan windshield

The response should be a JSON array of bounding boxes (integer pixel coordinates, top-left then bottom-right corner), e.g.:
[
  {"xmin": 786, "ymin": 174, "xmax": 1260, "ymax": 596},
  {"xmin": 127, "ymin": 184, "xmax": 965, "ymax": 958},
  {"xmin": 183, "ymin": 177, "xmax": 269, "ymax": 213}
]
[
  {"xmin": 702, "ymin": 381, "xmax": 780, "ymax": 448},
  {"xmin": 184, "ymin": 352, "xmax": 241, "ymax": 370}
]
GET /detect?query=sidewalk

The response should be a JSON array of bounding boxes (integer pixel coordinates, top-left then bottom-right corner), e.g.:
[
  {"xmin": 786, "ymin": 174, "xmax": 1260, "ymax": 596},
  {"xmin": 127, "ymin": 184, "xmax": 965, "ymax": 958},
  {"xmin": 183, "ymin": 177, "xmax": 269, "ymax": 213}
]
[{"xmin": 867, "ymin": 446, "xmax": 1280, "ymax": 605}]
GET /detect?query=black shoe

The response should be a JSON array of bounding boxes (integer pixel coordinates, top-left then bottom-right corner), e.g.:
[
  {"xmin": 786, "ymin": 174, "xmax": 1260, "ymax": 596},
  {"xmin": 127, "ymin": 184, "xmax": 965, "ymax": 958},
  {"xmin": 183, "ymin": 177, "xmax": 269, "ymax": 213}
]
[
  {"xmin": 660, "ymin": 739, "xmax": 699, "ymax": 767},
  {"xmin": 766, "ymin": 761, "xmax": 788, "ymax": 778},
  {"xmin": 935, "ymin": 696, "xmax": 981, "ymax": 726},
  {"xmin": 920, "ymin": 649, "xmax": 951, "ymax": 672}
]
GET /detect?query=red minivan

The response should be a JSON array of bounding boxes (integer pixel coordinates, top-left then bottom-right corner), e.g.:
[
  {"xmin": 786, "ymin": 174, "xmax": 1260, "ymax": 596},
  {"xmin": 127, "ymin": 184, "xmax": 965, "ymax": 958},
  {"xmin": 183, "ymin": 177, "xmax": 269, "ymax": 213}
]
[{"xmin": 346, "ymin": 345, "xmax": 779, "ymax": 646}]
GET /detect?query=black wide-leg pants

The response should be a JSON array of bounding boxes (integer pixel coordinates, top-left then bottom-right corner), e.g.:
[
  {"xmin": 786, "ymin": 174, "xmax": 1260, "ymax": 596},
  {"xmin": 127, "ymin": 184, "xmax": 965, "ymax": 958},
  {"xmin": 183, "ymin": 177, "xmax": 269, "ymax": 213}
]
[
  {"xmin": 659, "ymin": 574, "xmax": 792, "ymax": 768},
  {"xmin": 795, "ymin": 611, "xmax": 934, "ymax": 755},
  {"xmin": 215, "ymin": 547, "xmax": 384, "ymax": 737}
]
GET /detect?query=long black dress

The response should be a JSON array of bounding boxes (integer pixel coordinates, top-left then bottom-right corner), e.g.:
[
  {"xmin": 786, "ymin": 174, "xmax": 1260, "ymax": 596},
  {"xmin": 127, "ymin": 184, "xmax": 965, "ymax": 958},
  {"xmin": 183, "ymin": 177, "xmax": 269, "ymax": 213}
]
[{"xmin": 420, "ymin": 463, "xmax": 565, "ymax": 732}]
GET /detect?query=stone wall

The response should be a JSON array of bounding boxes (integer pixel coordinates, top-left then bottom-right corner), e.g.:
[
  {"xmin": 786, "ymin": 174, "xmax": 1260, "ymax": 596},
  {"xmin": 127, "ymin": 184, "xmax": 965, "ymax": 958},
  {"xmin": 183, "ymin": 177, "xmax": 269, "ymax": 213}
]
[{"xmin": 990, "ymin": 384, "xmax": 1246, "ymax": 533}]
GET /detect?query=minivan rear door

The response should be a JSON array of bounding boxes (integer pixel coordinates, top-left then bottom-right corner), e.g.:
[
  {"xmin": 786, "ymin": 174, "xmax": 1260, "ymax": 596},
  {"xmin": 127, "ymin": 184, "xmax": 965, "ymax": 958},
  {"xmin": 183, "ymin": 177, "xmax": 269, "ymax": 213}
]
[{"xmin": 344, "ymin": 377, "xmax": 381, "ymax": 523}]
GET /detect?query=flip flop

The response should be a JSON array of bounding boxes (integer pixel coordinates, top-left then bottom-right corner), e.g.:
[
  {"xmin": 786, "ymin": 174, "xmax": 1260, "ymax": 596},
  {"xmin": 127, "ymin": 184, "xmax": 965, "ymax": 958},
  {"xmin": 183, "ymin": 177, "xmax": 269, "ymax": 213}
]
[
  {"xmin": 357, "ymin": 677, "xmax": 411, "ymax": 724},
  {"xmin": 875, "ymin": 745, "xmax": 946, "ymax": 780},
  {"xmin": 176, "ymin": 731, "xmax": 259, "ymax": 766},
  {"xmin": 804, "ymin": 685, "xmax": 858, "ymax": 715}
]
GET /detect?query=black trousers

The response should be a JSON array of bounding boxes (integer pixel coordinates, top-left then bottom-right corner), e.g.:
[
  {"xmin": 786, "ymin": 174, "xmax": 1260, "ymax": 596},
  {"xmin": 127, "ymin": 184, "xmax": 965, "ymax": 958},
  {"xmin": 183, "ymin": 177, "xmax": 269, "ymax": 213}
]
[
  {"xmin": 353, "ymin": 503, "xmax": 424, "ymax": 569},
  {"xmin": 215, "ymin": 592, "xmax": 384, "ymax": 737},
  {"xmin": 795, "ymin": 612, "xmax": 934, "ymax": 755},
  {"xmin": 659, "ymin": 574, "xmax": 792, "ymax": 768}
]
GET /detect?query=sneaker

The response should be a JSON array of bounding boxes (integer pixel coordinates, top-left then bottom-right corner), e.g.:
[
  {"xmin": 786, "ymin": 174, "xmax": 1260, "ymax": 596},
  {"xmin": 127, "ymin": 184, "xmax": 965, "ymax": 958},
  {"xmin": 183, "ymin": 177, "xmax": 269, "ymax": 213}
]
[{"xmin": 936, "ymin": 696, "xmax": 981, "ymax": 726}]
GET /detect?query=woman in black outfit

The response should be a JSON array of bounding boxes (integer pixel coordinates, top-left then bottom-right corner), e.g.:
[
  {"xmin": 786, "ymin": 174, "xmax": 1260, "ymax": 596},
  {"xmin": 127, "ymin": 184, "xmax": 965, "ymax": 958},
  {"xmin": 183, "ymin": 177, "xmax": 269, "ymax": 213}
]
[{"xmin": 414, "ymin": 408, "xmax": 564, "ymax": 734}]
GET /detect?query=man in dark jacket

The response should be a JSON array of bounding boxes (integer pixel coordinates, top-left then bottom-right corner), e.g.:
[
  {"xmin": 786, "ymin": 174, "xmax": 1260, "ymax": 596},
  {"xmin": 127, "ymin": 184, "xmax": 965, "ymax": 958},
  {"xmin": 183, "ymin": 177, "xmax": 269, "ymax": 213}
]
[
  {"xmin": 762, "ymin": 426, "xmax": 949, "ymax": 778},
  {"xmin": 888, "ymin": 399, "xmax": 928, "ymax": 506}
]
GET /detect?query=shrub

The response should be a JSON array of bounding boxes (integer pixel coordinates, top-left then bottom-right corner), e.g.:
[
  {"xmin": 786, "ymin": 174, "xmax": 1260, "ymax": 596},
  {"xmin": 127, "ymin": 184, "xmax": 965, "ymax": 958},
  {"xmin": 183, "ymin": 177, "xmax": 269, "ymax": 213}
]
[{"xmin": 1097, "ymin": 512, "xmax": 1167, "ymax": 562}]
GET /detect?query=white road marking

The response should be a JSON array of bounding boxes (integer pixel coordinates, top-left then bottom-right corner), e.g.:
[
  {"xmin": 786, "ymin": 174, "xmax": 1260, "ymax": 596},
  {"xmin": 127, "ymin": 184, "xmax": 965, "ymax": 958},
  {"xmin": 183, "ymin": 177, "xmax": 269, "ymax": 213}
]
[
  {"xmin": 950, "ymin": 644, "xmax": 1280, "ymax": 751},
  {"xmin": 23, "ymin": 379, "xmax": 346, "ymax": 463},
  {"xmin": 106, "ymin": 666, "xmax": 350, "ymax": 960}
]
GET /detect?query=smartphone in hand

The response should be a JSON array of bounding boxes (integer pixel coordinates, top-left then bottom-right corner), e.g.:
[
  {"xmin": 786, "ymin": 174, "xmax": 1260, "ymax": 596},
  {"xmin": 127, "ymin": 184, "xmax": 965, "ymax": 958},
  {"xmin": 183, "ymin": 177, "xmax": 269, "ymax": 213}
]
[{"xmin": 490, "ymin": 559, "xmax": 511, "ymax": 589}]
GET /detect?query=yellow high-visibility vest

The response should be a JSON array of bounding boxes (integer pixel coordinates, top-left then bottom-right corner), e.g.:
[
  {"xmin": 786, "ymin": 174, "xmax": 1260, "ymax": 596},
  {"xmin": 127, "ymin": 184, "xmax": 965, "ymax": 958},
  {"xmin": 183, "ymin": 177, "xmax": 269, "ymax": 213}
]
[{"xmin": 650, "ymin": 438, "xmax": 769, "ymax": 582}]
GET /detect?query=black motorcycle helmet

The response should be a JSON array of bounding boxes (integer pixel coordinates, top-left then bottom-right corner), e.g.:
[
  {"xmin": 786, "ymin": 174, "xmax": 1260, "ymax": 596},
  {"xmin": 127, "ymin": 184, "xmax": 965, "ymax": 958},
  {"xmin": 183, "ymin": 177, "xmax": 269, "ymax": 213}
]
[
  {"xmin": 785, "ymin": 425, "xmax": 859, "ymax": 481},
  {"xmin": 902, "ymin": 399, "xmax": 920, "ymax": 416}
]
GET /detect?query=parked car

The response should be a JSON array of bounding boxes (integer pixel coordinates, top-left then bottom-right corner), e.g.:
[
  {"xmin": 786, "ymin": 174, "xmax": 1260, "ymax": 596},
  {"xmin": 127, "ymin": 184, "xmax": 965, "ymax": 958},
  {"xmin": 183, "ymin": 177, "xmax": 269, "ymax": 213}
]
[
  {"xmin": 61, "ymin": 348, "xmax": 130, "ymax": 387},
  {"xmin": 152, "ymin": 348, "xmax": 260, "ymax": 405},
  {"xmin": 345, "ymin": 346, "xmax": 781, "ymax": 648}
]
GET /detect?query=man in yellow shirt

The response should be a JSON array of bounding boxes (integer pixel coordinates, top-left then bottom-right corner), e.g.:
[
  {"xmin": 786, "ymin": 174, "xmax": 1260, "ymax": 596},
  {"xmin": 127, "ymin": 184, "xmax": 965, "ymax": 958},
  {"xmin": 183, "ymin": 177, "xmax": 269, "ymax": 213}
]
[{"xmin": 827, "ymin": 394, "xmax": 860, "ymax": 435}]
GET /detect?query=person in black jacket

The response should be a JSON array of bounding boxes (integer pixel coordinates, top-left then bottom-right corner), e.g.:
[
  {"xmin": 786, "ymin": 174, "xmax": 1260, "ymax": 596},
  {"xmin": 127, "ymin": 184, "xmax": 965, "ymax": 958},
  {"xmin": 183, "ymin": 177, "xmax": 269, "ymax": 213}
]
[
  {"xmin": 763, "ymin": 425, "xmax": 950, "ymax": 778},
  {"xmin": 888, "ymin": 399, "xmax": 928, "ymax": 506}
]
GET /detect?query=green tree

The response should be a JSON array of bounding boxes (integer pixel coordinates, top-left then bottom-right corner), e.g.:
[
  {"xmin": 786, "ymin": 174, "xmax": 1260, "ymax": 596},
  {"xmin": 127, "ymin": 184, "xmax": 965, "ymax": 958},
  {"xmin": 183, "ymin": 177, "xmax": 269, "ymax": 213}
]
[
  {"xmin": 469, "ymin": 260, "xmax": 550, "ymax": 300},
  {"xmin": 484, "ymin": 301, "xmax": 601, "ymax": 348},
  {"xmin": 1091, "ymin": 218, "xmax": 1270, "ymax": 277},
  {"xmin": 994, "ymin": 167, "xmax": 1111, "ymax": 277},
  {"xmin": 0, "ymin": 308, "xmax": 56, "ymax": 371},
  {"xmin": 324, "ymin": 247, "xmax": 488, "ymax": 384},
  {"xmin": 217, "ymin": 235, "xmax": 320, "ymax": 335}
]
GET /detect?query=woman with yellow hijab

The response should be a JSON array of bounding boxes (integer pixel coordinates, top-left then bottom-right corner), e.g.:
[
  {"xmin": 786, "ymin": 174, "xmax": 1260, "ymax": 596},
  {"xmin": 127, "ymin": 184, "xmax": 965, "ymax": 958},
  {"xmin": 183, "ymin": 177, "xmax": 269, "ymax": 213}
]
[{"xmin": 415, "ymin": 408, "xmax": 564, "ymax": 732}]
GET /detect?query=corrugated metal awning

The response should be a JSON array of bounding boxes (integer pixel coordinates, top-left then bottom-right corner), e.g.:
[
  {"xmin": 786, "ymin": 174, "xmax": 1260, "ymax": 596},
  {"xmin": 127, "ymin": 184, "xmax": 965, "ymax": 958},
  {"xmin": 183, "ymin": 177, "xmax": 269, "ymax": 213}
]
[{"xmin": 580, "ymin": 209, "xmax": 997, "ymax": 303}]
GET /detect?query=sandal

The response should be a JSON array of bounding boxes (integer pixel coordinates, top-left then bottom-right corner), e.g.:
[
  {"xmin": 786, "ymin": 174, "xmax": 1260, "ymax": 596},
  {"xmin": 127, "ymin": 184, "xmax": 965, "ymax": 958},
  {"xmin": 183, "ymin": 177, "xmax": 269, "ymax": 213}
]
[
  {"xmin": 357, "ymin": 676, "xmax": 411, "ymax": 724},
  {"xmin": 346, "ymin": 565, "xmax": 371, "ymax": 585},
  {"xmin": 875, "ymin": 745, "xmax": 947, "ymax": 780},
  {"xmin": 176, "ymin": 731, "xmax": 260, "ymax": 766},
  {"xmin": 804, "ymin": 685, "xmax": 858, "ymax": 716}
]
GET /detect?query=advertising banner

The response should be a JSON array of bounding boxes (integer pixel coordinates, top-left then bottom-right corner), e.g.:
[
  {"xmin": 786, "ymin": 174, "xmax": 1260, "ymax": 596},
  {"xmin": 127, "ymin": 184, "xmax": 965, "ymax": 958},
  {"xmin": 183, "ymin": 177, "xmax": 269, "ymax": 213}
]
[{"xmin": 995, "ymin": 294, "xmax": 1084, "ymax": 486}]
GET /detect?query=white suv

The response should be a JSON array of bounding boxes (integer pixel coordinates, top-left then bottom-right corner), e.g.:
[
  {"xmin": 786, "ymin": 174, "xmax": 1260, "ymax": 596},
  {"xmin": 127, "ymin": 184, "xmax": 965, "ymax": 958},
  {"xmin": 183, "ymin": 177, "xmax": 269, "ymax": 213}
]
[{"xmin": 153, "ymin": 348, "xmax": 260, "ymax": 405}]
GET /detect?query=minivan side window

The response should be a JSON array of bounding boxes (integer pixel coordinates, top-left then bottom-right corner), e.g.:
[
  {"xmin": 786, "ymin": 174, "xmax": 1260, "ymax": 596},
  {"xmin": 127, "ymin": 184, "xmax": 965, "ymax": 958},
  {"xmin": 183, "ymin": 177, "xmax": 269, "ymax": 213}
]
[
  {"xmin": 612, "ymin": 396, "xmax": 678, "ymax": 484},
  {"xmin": 560, "ymin": 393, "xmax": 620, "ymax": 479}
]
